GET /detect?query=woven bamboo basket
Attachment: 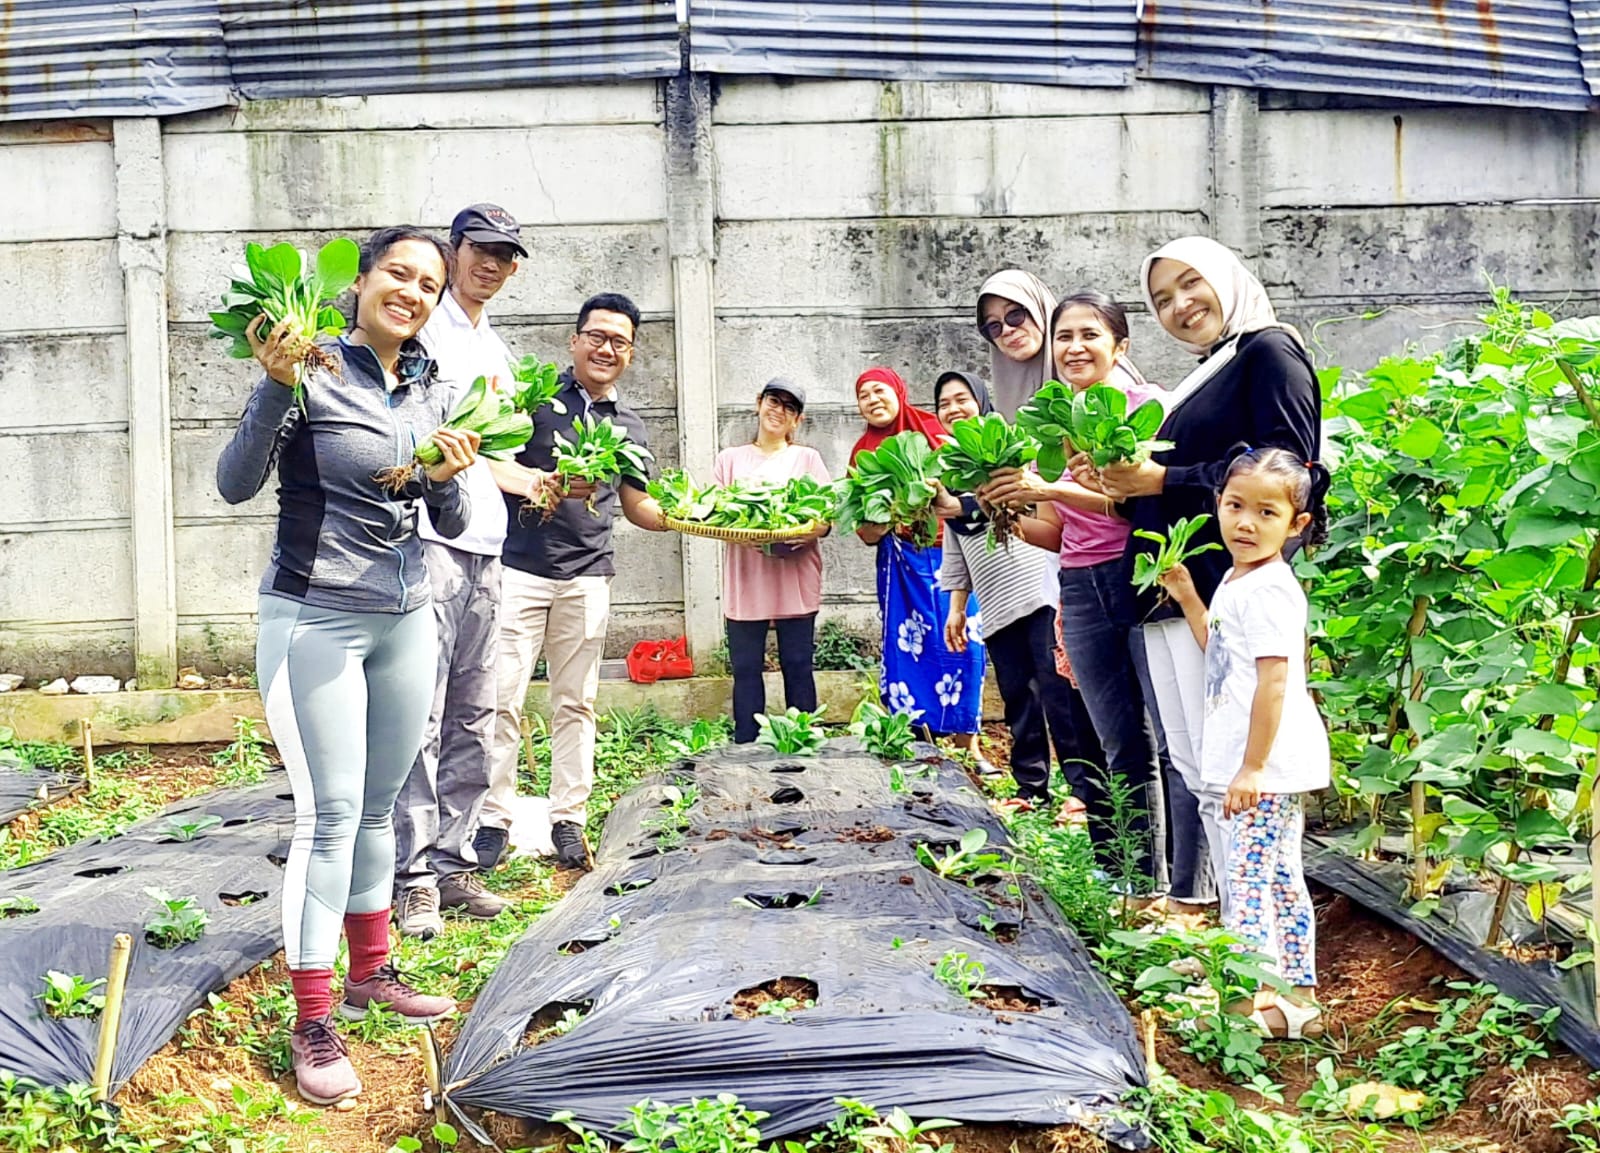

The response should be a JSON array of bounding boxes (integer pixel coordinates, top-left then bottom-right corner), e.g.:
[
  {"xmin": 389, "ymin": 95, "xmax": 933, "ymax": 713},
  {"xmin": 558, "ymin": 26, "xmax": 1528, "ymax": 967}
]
[{"xmin": 663, "ymin": 517, "xmax": 823, "ymax": 544}]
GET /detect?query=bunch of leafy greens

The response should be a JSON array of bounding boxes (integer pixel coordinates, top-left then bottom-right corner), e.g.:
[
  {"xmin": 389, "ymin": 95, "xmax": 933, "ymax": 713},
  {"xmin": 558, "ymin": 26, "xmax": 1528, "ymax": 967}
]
[
  {"xmin": 936, "ymin": 413, "xmax": 1038, "ymax": 550},
  {"xmin": 755, "ymin": 708, "xmax": 827, "ymax": 756},
  {"xmin": 549, "ymin": 414, "xmax": 654, "ymax": 515},
  {"xmin": 649, "ymin": 470, "xmax": 834, "ymax": 530},
  {"xmin": 374, "ymin": 374, "xmax": 533, "ymax": 492},
  {"xmin": 849, "ymin": 701, "xmax": 920, "ymax": 761},
  {"xmin": 1016, "ymin": 381, "xmax": 1172, "ymax": 479},
  {"xmin": 207, "ymin": 239, "xmax": 361, "ymax": 409},
  {"xmin": 833, "ymin": 431, "xmax": 942, "ymax": 547},
  {"xmin": 1130, "ymin": 515, "xmax": 1222, "ymax": 594},
  {"xmin": 510, "ymin": 357, "xmax": 568, "ymax": 417}
]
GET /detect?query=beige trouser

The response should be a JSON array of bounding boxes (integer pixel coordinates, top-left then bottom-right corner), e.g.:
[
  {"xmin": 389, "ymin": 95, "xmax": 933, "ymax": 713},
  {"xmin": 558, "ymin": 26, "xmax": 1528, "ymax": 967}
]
[{"xmin": 486, "ymin": 569, "xmax": 611, "ymax": 828}]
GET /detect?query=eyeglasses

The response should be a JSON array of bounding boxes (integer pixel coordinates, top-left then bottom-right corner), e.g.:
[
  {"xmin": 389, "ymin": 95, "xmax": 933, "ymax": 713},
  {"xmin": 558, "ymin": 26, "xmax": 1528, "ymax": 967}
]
[
  {"xmin": 578, "ymin": 329, "xmax": 634, "ymax": 354},
  {"xmin": 978, "ymin": 306, "xmax": 1031, "ymax": 343},
  {"xmin": 761, "ymin": 393, "xmax": 801, "ymax": 415}
]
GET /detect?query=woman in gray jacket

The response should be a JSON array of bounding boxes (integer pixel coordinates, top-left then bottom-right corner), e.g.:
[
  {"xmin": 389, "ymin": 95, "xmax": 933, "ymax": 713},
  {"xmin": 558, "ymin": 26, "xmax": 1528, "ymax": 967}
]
[{"xmin": 217, "ymin": 226, "xmax": 479, "ymax": 1106}]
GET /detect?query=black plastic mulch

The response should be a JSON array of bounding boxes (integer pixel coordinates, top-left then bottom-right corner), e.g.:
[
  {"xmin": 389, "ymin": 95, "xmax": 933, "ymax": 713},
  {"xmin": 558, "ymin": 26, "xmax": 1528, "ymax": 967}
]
[{"xmin": 444, "ymin": 739, "xmax": 1148, "ymax": 1148}]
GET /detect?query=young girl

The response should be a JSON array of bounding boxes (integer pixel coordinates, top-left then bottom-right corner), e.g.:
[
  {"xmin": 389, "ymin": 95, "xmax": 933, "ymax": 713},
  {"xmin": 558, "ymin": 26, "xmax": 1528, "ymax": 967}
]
[{"xmin": 1157, "ymin": 448, "xmax": 1330, "ymax": 1039}]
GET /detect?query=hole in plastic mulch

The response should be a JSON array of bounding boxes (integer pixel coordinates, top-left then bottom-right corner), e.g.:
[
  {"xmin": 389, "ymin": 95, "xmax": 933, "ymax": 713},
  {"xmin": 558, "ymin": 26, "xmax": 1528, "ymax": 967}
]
[
  {"xmin": 769, "ymin": 786, "xmax": 804, "ymax": 805},
  {"xmin": 604, "ymin": 878, "xmax": 656, "ymax": 897},
  {"xmin": 521, "ymin": 1000, "xmax": 595, "ymax": 1048},
  {"xmin": 558, "ymin": 938, "xmax": 609, "ymax": 956},
  {"xmin": 74, "ymin": 866, "xmax": 123, "ymax": 879},
  {"xmin": 768, "ymin": 762, "xmax": 808, "ymax": 774},
  {"xmin": 738, "ymin": 891, "xmax": 820, "ymax": 910},
  {"xmin": 730, "ymin": 976, "xmax": 820, "ymax": 1019},
  {"xmin": 756, "ymin": 854, "xmax": 819, "ymax": 866},
  {"xmin": 222, "ymin": 817, "xmax": 251, "ymax": 828},
  {"xmin": 220, "ymin": 890, "xmax": 269, "ymax": 907}
]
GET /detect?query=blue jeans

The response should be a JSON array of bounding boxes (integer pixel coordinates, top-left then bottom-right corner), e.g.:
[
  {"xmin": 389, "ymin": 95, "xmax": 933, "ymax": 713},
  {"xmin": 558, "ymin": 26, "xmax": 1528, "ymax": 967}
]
[{"xmin": 1057, "ymin": 558, "xmax": 1161, "ymax": 890}]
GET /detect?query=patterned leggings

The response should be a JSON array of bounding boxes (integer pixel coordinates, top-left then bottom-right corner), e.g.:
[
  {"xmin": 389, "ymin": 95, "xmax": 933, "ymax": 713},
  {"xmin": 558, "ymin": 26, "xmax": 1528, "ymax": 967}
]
[{"xmin": 1223, "ymin": 793, "xmax": 1316, "ymax": 986}]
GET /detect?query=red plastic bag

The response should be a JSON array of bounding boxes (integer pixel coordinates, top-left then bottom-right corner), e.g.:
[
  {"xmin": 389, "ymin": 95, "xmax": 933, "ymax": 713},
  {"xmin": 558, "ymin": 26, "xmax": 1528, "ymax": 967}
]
[{"xmin": 626, "ymin": 637, "xmax": 695, "ymax": 684}]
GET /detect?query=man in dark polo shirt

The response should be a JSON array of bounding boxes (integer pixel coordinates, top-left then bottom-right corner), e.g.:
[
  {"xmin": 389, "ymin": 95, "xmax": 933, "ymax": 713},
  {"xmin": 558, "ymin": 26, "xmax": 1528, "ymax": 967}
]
[{"xmin": 484, "ymin": 292, "xmax": 668, "ymax": 870}]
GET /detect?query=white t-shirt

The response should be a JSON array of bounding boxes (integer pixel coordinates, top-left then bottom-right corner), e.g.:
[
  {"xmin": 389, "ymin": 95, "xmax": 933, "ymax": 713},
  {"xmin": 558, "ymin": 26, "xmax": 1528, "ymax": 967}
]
[
  {"xmin": 1200, "ymin": 562, "xmax": 1330, "ymax": 793},
  {"xmin": 416, "ymin": 292, "xmax": 514, "ymax": 556}
]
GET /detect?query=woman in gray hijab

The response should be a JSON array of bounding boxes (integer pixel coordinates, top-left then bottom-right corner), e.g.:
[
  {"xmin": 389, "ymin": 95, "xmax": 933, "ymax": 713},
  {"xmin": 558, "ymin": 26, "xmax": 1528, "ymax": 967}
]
[{"xmin": 976, "ymin": 269, "xmax": 1057, "ymax": 419}]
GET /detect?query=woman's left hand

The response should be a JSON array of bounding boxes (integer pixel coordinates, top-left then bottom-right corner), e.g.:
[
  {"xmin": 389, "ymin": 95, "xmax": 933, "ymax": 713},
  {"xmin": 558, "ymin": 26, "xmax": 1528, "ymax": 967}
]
[
  {"xmin": 1099, "ymin": 458, "xmax": 1166, "ymax": 500},
  {"xmin": 423, "ymin": 428, "xmax": 481, "ymax": 483}
]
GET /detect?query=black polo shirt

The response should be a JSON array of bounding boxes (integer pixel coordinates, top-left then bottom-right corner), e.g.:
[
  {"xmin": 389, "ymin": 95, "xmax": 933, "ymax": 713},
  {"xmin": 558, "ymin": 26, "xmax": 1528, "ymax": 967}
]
[{"xmin": 501, "ymin": 369, "xmax": 653, "ymax": 581}]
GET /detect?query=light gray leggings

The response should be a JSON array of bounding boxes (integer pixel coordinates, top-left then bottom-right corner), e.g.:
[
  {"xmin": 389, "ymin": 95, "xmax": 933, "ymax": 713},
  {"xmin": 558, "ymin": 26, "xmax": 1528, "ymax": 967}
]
[{"xmin": 257, "ymin": 594, "xmax": 437, "ymax": 969}]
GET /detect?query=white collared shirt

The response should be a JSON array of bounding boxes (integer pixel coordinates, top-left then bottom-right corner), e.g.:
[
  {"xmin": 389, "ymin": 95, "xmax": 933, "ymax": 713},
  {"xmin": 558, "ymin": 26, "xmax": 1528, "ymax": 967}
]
[{"xmin": 416, "ymin": 292, "xmax": 514, "ymax": 556}]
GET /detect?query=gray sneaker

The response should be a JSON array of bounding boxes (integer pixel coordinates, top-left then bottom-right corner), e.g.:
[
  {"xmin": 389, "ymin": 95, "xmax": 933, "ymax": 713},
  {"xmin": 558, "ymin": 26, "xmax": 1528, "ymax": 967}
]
[
  {"xmin": 439, "ymin": 871, "xmax": 509, "ymax": 920},
  {"xmin": 395, "ymin": 886, "xmax": 443, "ymax": 939}
]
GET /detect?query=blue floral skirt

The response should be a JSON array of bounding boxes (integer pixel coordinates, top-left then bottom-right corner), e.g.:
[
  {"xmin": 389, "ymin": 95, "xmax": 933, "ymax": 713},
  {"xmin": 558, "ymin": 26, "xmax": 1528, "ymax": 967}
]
[{"xmin": 876, "ymin": 535, "xmax": 985, "ymax": 735}]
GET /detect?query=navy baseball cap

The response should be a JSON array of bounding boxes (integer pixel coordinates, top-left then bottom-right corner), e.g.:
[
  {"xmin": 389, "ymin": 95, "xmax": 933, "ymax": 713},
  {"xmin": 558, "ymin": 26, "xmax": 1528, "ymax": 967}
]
[
  {"xmin": 450, "ymin": 203, "xmax": 528, "ymax": 258},
  {"xmin": 760, "ymin": 377, "xmax": 806, "ymax": 411}
]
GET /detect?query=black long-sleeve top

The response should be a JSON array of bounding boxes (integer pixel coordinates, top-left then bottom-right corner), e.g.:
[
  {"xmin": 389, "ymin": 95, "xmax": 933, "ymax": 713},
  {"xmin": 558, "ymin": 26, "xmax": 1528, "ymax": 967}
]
[{"xmin": 1128, "ymin": 327, "xmax": 1321, "ymax": 621}]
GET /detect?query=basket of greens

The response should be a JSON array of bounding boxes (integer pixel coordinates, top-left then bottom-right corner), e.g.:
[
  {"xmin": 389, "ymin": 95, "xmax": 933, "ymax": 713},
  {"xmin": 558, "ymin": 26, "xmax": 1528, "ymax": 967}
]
[{"xmin": 650, "ymin": 471, "xmax": 833, "ymax": 543}]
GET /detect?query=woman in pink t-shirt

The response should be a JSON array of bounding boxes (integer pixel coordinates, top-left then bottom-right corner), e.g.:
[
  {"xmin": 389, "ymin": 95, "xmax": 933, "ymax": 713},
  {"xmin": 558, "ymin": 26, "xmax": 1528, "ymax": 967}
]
[
  {"xmin": 713, "ymin": 378, "xmax": 832, "ymax": 744},
  {"xmin": 991, "ymin": 293, "xmax": 1171, "ymax": 894}
]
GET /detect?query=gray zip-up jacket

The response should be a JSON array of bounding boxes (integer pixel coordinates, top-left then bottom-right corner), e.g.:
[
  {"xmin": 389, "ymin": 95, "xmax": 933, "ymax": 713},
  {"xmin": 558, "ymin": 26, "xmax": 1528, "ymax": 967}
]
[{"xmin": 216, "ymin": 338, "xmax": 469, "ymax": 614}]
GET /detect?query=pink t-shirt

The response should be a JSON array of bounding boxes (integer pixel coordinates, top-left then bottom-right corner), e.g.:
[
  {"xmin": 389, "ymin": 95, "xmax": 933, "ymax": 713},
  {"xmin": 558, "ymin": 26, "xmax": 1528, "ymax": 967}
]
[
  {"xmin": 713, "ymin": 443, "xmax": 832, "ymax": 621},
  {"xmin": 1054, "ymin": 375, "xmax": 1165, "ymax": 570}
]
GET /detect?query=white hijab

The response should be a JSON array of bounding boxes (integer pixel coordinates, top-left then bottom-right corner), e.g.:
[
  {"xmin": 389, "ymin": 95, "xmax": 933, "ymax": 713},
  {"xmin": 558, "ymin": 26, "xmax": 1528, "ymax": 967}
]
[
  {"xmin": 1140, "ymin": 236, "xmax": 1303, "ymax": 409},
  {"xmin": 977, "ymin": 269, "xmax": 1057, "ymax": 419}
]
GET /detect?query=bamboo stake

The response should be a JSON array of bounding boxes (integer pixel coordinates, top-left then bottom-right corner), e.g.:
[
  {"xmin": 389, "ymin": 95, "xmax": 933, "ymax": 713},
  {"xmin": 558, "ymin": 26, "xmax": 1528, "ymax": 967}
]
[
  {"xmin": 1485, "ymin": 844, "xmax": 1522, "ymax": 949},
  {"xmin": 81, "ymin": 720, "xmax": 95, "ymax": 787},
  {"xmin": 91, "ymin": 933, "xmax": 133, "ymax": 1101},
  {"xmin": 421, "ymin": 1022, "xmax": 446, "ymax": 1124},
  {"xmin": 1410, "ymin": 780, "xmax": 1429, "ymax": 901},
  {"xmin": 1140, "ymin": 1009, "xmax": 1160, "ymax": 1073},
  {"xmin": 521, "ymin": 714, "xmax": 537, "ymax": 778}
]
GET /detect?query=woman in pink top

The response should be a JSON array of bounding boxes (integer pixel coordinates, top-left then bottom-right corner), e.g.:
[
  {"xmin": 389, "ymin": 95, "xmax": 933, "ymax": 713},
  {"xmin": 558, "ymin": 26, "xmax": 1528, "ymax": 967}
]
[
  {"xmin": 714, "ymin": 378, "xmax": 832, "ymax": 743},
  {"xmin": 992, "ymin": 293, "xmax": 1168, "ymax": 891}
]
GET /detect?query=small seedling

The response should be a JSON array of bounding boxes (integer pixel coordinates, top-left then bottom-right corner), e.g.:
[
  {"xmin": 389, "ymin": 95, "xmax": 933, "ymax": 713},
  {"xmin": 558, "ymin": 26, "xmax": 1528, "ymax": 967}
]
[
  {"xmin": 144, "ymin": 888, "xmax": 210, "ymax": 949},
  {"xmin": 753, "ymin": 996, "xmax": 814, "ymax": 1023},
  {"xmin": 549, "ymin": 1112, "xmax": 614, "ymax": 1153},
  {"xmin": 915, "ymin": 828, "xmax": 1006, "ymax": 881},
  {"xmin": 858, "ymin": 1106, "xmax": 960, "ymax": 1153},
  {"xmin": 37, "ymin": 970, "xmax": 106, "ymax": 1018},
  {"xmin": 213, "ymin": 716, "xmax": 272, "ymax": 786},
  {"xmin": 933, "ymin": 951, "xmax": 987, "ymax": 1000},
  {"xmin": 755, "ymin": 708, "xmax": 827, "ymax": 757},
  {"xmin": 1131, "ymin": 515, "xmax": 1222, "ymax": 594},
  {"xmin": 850, "ymin": 701, "xmax": 920, "ymax": 761},
  {"xmin": 159, "ymin": 813, "xmax": 223, "ymax": 842},
  {"xmin": 641, "ymin": 780, "xmax": 698, "ymax": 852}
]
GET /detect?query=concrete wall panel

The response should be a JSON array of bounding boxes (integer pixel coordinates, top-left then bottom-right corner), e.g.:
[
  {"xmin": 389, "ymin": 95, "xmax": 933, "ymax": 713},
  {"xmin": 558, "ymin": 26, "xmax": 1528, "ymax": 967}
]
[
  {"xmin": 715, "ymin": 115, "xmax": 1211, "ymax": 221},
  {"xmin": 164, "ymin": 126, "xmax": 669, "ymax": 232},
  {"xmin": 0, "ymin": 241, "xmax": 124, "ymax": 333},
  {"xmin": 1, "ymin": 432, "xmax": 130, "ymax": 527},
  {"xmin": 165, "ymin": 86, "xmax": 662, "ymax": 134},
  {"xmin": 0, "ymin": 526, "xmax": 134, "ymax": 624},
  {"xmin": 712, "ymin": 78, "xmax": 1210, "ymax": 125},
  {"xmin": 0, "ymin": 335, "xmax": 128, "ymax": 430},
  {"xmin": 715, "ymin": 213, "xmax": 1211, "ymax": 311},
  {"xmin": 0, "ymin": 141, "xmax": 118, "ymax": 242}
]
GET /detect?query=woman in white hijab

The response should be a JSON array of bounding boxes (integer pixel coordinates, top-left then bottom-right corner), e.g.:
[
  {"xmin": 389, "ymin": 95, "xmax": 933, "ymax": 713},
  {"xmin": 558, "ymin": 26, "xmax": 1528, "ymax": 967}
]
[
  {"xmin": 1078, "ymin": 236, "xmax": 1323, "ymax": 918},
  {"xmin": 976, "ymin": 270, "xmax": 1057, "ymax": 419}
]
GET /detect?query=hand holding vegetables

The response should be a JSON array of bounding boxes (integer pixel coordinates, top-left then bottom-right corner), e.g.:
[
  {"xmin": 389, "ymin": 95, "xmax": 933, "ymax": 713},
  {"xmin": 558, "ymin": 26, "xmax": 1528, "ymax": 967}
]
[
  {"xmin": 935, "ymin": 413, "xmax": 1037, "ymax": 550},
  {"xmin": 247, "ymin": 316, "xmax": 315, "ymax": 388},
  {"xmin": 1131, "ymin": 515, "xmax": 1222, "ymax": 595},
  {"xmin": 1015, "ymin": 381, "xmax": 1172, "ymax": 481},
  {"xmin": 834, "ymin": 431, "xmax": 942, "ymax": 547},
  {"xmin": 541, "ymin": 414, "xmax": 653, "ymax": 516},
  {"xmin": 374, "ymin": 374, "xmax": 532, "ymax": 493},
  {"xmin": 419, "ymin": 428, "xmax": 482, "ymax": 484}
]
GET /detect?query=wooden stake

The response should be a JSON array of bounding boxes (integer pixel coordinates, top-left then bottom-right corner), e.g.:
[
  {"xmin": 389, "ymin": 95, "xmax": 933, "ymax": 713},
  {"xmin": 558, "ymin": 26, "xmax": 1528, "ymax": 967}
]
[
  {"xmin": 1485, "ymin": 843, "xmax": 1523, "ymax": 949},
  {"xmin": 1410, "ymin": 779, "xmax": 1428, "ymax": 901},
  {"xmin": 81, "ymin": 720, "xmax": 95, "ymax": 786},
  {"xmin": 521, "ymin": 713, "xmax": 537, "ymax": 777},
  {"xmin": 421, "ymin": 1023, "xmax": 446, "ymax": 1124},
  {"xmin": 1140, "ymin": 1009, "xmax": 1159, "ymax": 1073},
  {"xmin": 91, "ymin": 933, "xmax": 134, "ymax": 1102}
]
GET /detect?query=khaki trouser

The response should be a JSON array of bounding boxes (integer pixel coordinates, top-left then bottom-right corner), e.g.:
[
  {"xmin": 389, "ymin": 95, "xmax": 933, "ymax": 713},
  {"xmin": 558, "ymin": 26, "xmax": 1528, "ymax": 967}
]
[{"xmin": 487, "ymin": 568, "xmax": 611, "ymax": 828}]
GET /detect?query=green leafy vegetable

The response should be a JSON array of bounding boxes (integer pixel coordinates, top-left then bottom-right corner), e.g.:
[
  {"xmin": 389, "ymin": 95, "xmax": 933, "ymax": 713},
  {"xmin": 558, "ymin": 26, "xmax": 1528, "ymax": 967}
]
[
  {"xmin": 1016, "ymin": 381, "xmax": 1172, "ymax": 480},
  {"xmin": 649, "ymin": 470, "xmax": 834, "ymax": 532},
  {"xmin": 936, "ymin": 413, "xmax": 1038, "ymax": 550},
  {"xmin": 834, "ymin": 431, "xmax": 942, "ymax": 547},
  {"xmin": 755, "ymin": 707, "xmax": 827, "ymax": 756},
  {"xmin": 549, "ymin": 415, "xmax": 655, "ymax": 515},
  {"xmin": 509, "ymin": 357, "xmax": 568, "ymax": 417},
  {"xmin": 1130, "ymin": 515, "xmax": 1223, "ymax": 593},
  {"xmin": 374, "ymin": 374, "xmax": 533, "ymax": 492},
  {"xmin": 208, "ymin": 238, "xmax": 361, "ymax": 409}
]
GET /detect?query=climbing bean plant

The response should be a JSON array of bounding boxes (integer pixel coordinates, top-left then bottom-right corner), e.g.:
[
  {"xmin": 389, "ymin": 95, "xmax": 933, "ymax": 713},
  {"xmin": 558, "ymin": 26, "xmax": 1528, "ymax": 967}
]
[{"xmin": 1303, "ymin": 286, "xmax": 1600, "ymax": 944}]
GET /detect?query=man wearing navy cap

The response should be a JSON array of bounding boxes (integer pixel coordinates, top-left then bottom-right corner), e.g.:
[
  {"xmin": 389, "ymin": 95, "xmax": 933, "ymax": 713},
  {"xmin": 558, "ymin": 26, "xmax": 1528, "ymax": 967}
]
[{"xmin": 392, "ymin": 203, "xmax": 527, "ymax": 938}]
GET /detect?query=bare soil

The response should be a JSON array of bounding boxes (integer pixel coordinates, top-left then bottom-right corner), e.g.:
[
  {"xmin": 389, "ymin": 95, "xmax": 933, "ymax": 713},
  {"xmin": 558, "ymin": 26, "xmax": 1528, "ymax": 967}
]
[{"xmin": 730, "ymin": 976, "xmax": 820, "ymax": 1019}]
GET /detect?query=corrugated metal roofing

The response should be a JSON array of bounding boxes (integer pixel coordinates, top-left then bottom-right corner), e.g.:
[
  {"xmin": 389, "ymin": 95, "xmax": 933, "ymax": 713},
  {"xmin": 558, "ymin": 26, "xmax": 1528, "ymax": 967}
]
[
  {"xmin": 0, "ymin": 0, "xmax": 232, "ymax": 121},
  {"xmin": 1571, "ymin": 0, "xmax": 1600, "ymax": 92},
  {"xmin": 1139, "ymin": 0, "xmax": 1592, "ymax": 111},
  {"xmin": 687, "ymin": 0, "xmax": 1136, "ymax": 86},
  {"xmin": 222, "ymin": 0, "xmax": 682, "ymax": 100}
]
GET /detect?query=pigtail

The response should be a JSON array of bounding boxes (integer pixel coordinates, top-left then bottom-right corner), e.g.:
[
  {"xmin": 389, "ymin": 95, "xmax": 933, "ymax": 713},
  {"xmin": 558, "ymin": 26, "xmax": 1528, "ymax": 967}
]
[{"xmin": 1302, "ymin": 459, "xmax": 1331, "ymax": 549}]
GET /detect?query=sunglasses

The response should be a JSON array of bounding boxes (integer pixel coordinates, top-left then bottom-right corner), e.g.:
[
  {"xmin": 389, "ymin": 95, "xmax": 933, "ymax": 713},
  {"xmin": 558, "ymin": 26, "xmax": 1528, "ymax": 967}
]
[{"xmin": 978, "ymin": 306, "xmax": 1031, "ymax": 343}]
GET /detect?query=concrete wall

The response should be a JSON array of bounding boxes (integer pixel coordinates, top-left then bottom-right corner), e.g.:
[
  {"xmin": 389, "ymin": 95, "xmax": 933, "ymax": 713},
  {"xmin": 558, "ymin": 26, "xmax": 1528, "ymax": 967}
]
[{"xmin": 4, "ymin": 78, "xmax": 1599, "ymax": 681}]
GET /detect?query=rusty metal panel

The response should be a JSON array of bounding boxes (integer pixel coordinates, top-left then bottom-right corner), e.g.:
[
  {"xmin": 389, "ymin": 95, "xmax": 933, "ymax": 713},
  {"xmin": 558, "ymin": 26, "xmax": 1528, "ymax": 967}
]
[
  {"xmin": 1572, "ymin": 0, "xmax": 1600, "ymax": 92},
  {"xmin": 221, "ymin": 0, "xmax": 681, "ymax": 99},
  {"xmin": 0, "ymin": 0, "xmax": 232, "ymax": 121},
  {"xmin": 1139, "ymin": 0, "xmax": 1591, "ymax": 110},
  {"xmin": 687, "ymin": 0, "xmax": 1136, "ymax": 85}
]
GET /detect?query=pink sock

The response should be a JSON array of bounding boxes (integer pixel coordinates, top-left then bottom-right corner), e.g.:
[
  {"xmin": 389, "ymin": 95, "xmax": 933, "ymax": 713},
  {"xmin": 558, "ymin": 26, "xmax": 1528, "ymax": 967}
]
[
  {"xmin": 344, "ymin": 909, "xmax": 392, "ymax": 983},
  {"xmin": 290, "ymin": 968, "xmax": 335, "ymax": 1023}
]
